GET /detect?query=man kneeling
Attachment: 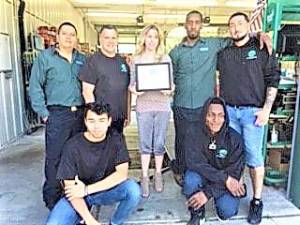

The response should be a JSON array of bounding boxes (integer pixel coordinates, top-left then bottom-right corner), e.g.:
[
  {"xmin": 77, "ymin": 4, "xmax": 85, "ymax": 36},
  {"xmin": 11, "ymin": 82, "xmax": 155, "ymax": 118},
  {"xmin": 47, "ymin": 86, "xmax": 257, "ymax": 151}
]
[
  {"xmin": 184, "ymin": 97, "xmax": 246, "ymax": 225},
  {"xmin": 46, "ymin": 103, "xmax": 141, "ymax": 225}
]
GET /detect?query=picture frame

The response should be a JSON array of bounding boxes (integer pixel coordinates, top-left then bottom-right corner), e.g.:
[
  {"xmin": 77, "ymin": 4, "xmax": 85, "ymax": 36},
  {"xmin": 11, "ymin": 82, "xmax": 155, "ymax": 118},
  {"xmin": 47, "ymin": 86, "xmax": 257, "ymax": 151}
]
[{"xmin": 135, "ymin": 62, "xmax": 171, "ymax": 92}]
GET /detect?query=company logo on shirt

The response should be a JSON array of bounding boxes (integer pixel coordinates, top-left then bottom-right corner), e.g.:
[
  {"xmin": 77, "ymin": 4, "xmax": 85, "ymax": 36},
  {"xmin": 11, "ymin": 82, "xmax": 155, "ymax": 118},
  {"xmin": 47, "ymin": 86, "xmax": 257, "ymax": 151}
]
[
  {"xmin": 216, "ymin": 148, "xmax": 228, "ymax": 159},
  {"xmin": 75, "ymin": 60, "xmax": 84, "ymax": 65},
  {"xmin": 120, "ymin": 63, "xmax": 128, "ymax": 73},
  {"xmin": 246, "ymin": 49, "xmax": 257, "ymax": 60},
  {"xmin": 199, "ymin": 47, "xmax": 209, "ymax": 52}
]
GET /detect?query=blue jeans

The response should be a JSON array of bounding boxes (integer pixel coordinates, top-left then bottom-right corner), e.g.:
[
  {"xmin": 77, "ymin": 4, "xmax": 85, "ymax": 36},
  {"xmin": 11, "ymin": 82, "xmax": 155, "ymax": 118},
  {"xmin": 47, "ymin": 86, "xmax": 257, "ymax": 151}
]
[
  {"xmin": 226, "ymin": 106, "xmax": 265, "ymax": 167},
  {"xmin": 43, "ymin": 108, "xmax": 84, "ymax": 208},
  {"xmin": 46, "ymin": 179, "xmax": 141, "ymax": 225},
  {"xmin": 183, "ymin": 170, "xmax": 240, "ymax": 220}
]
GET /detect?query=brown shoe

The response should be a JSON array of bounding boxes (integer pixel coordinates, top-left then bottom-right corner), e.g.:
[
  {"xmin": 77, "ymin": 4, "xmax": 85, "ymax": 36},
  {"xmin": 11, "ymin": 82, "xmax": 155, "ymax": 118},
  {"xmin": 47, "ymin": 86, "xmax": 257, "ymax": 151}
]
[
  {"xmin": 154, "ymin": 172, "xmax": 164, "ymax": 192},
  {"xmin": 141, "ymin": 176, "xmax": 150, "ymax": 198}
]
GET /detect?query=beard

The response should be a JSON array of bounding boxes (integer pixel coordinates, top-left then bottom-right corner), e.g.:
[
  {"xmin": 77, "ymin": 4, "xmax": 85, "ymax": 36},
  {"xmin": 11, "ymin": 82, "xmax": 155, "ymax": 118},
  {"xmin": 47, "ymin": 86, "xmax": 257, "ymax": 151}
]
[
  {"xmin": 232, "ymin": 33, "xmax": 248, "ymax": 42},
  {"xmin": 187, "ymin": 31, "xmax": 200, "ymax": 40}
]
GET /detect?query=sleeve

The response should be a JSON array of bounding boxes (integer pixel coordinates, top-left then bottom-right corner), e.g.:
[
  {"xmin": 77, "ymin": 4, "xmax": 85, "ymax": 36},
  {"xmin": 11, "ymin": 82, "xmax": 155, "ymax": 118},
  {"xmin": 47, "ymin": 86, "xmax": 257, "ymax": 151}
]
[
  {"xmin": 114, "ymin": 134, "xmax": 130, "ymax": 166},
  {"xmin": 129, "ymin": 58, "xmax": 137, "ymax": 88},
  {"xmin": 217, "ymin": 51, "xmax": 222, "ymax": 71},
  {"xmin": 79, "ymin": 55, "xmax": 97, "ymax": 85},
  {"xmin": 28, "ymin": 52, "xmax": 49, "ymax": 119},
  {"xmin": 163, "ymin": 54, "xmax": 175, "ymax": 87},
  {"xmin": 263, "ymin": 52, "xmax": 280, "ymax": 88},
  {"xmin": 56, "ymin": 141, "xmax": 77, "ymax": 180},
  {"xmin": 186, "ymin": 143, "xmax": 227, "ymax": 185},
  {"xmin": 169, "ymin": 48, "xmax": 178, "ymax": 85},
  {"xmin": 224, "ymin": 133, "xmax": 246, "ymax": 180}
]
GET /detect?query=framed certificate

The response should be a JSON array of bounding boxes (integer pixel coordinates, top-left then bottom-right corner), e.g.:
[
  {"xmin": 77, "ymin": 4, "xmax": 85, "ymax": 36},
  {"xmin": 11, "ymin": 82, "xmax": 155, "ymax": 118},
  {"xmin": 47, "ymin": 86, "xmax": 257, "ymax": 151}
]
[{"xmin": 135, "ymin": 62, "xmax": 171, "ymax": 92}]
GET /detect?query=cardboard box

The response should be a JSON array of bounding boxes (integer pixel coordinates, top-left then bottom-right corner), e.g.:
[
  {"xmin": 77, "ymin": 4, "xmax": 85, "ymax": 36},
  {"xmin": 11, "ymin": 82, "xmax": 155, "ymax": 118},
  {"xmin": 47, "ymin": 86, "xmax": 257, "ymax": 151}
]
[{"xmin": 267, "ymin": 148, "xmax": 290, "ymax": 172}]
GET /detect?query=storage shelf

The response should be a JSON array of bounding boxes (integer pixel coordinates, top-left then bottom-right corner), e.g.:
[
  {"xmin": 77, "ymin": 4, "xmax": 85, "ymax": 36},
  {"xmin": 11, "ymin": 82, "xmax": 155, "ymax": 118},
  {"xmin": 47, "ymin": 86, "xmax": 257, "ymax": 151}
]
[{"xmin": 267, "ymin": 142, "xmax": 292, "ymax": 149}]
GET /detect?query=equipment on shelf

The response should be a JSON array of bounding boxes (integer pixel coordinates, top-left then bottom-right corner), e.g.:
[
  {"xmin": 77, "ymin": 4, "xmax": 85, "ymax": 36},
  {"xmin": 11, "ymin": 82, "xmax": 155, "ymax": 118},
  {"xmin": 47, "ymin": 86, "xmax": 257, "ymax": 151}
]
[{"xmin": 277, "ymin": 25, "xmax": 300, "ymax": 56}]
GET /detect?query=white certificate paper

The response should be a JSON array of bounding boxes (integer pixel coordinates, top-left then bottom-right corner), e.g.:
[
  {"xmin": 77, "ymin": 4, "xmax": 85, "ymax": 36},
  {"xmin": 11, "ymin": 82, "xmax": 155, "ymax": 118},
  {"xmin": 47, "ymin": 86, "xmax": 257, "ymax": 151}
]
[{"xmin": 136, "ymin": 62, "xmax": 171, "ymax": 91}]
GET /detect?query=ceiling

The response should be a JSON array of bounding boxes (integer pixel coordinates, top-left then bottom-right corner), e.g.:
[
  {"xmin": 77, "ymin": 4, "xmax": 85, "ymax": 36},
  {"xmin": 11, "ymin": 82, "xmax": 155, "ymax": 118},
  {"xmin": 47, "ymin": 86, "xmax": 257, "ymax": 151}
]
[{"xmin": 69, "ymin": 0, "xmax": 258, "ymax": 35}]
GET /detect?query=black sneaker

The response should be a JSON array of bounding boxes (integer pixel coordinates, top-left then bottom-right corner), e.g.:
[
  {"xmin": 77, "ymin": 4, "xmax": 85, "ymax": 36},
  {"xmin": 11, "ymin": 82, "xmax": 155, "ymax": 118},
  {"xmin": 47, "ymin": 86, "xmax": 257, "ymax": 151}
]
[
  {"xmin": 247, "ymin": 199, "xmax": 263, "ymax": 224},
  {"xmin": 173, "ymin": 173, "xmax": 184, "ymax": 187},
  {"xmin": 187, "ymin": 207, "xmax": 205, "ymax": 225}
]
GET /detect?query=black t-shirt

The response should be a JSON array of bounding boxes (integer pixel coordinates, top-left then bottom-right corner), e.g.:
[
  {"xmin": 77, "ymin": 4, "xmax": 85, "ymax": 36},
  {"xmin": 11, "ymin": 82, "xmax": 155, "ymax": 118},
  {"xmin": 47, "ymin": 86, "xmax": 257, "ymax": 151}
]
[
  {"xmin": 57, "ymin": 131, "xmax": 129, "ymax": 185},
  {"xmin": 79, "ymin": 51, "xmax": 130, "ymax": 121}
]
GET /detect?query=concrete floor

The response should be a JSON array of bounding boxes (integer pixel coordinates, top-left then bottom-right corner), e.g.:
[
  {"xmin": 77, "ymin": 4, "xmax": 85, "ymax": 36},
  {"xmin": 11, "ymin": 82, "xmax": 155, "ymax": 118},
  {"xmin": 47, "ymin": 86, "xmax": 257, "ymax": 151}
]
[{"xmin": 1, "ymin": 121, "xmax": 300, "ymax": 225}]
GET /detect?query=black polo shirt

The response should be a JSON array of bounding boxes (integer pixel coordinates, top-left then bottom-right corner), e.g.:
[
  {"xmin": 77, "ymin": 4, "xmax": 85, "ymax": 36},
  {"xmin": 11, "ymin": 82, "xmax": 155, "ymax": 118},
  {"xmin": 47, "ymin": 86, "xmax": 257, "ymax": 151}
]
[
  {"xmin": 79, "ymin": 51, "xmax": 130, "ymax": 121},
  {"xmin": 57, "ymin": 131, "xmax": 129, "ymax": 185},
  {"xmin": 217, "ymin": 37, "xmax": 280, "ymax": 107}
]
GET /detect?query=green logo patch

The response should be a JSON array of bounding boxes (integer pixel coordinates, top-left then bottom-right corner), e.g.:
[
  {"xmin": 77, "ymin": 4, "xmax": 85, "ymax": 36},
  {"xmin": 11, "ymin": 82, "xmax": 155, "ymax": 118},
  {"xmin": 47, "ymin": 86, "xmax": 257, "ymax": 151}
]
[
  {"xmin": 120, "ymin": 63, "xmax": 128, "ymax": 73},
  {"xmin": 216, "ymin": 148, "xmax": 228, "ymax": 159},
  {"xmin": 246, "ymin": 49, "xmax": 257, "ymax": 59}
]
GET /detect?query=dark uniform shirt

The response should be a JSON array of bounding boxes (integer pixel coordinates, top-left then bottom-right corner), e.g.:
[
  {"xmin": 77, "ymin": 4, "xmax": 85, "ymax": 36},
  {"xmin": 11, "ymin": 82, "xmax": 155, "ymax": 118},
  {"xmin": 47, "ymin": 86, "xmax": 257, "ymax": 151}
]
[
  {"xmin": 29, "ymin": 47, "xmax": 86, "ymax": 118},
  {"xmin": 169, "ymin": 38, "xmax": 230, "ymax": 109},
  {"xmin": 79, "ymin": 51, "xmax": 130, "ymax": 121},
  {"xmin": 218, "ymin": 37, "xmax": 280, "ymax": 107},
  {"xmin": 57, "ymin": 131, "xmax": 129, "ymax": 185}
]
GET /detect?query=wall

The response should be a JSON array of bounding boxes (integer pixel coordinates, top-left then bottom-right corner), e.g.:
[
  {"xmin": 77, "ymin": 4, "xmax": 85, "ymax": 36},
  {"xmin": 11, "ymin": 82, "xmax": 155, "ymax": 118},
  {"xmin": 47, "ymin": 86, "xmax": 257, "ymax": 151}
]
[
  {"xmin": 0, "ymin": 0, "xmax": 24, "ymax": 149},
  {"xmin": 23, "ymin": 0, "xmax": 97, "ymax": 45}
]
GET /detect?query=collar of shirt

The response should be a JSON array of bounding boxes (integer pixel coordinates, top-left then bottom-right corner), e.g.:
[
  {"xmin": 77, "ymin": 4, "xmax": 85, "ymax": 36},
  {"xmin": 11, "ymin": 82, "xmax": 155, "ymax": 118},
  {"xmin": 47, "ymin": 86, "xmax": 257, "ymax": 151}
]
[
  {"xmin": 50, "ymin": 47, "xmax": 78, "ymax": 62},
  {"xmin": 179, "ymin": 37, "xmax": 206, "ymax": 47},
  {"xmin": 231, "ymin": 37, "xmax": 258, "ymax": 48}
]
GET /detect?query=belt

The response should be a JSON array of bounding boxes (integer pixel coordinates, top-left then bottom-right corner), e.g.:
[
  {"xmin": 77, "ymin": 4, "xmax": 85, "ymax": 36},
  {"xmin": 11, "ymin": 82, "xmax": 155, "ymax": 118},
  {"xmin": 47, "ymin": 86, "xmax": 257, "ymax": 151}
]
[
  {"xmin": 48, "ymin": 105, "xmax": 84, "ymax": 112},
  {"xmin": 226, "ymin": 103, "xmax": 259, "ymax": 109}
]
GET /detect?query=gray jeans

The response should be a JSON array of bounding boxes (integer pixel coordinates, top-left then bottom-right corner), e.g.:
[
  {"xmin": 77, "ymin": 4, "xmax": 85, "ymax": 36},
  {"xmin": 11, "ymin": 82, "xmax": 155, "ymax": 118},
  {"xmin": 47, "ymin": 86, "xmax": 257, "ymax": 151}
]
[{"xmin": 136, "ymin": 111, "xmax": 170, "ymax": 155}]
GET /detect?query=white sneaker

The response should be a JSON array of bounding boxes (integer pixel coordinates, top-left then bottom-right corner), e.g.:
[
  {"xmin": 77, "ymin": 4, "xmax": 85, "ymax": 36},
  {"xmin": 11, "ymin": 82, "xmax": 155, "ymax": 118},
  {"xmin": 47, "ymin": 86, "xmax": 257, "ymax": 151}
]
[{"xmin": 216, "ymin": 213, "xmax": 229, "ymax": 223}]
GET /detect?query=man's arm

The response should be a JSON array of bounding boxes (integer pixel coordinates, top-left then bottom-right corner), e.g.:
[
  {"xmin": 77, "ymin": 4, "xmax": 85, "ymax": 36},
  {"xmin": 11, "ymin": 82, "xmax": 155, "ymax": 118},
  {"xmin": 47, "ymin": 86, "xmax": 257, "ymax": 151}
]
[
  {"xmin": 255, "ymin": 52, "xmax": 280, "ymax": 126},
  {"xmin": 64, "ymin": 180, "xmax": 100, "ymax": 225},
  {"xmin": 28, "ymin": 53, "xmax": 49, "ymax": 121},
  {"xmin": 82, "ymin": 81, "xmax": 96, "ymax": 103},
  {"xmin": 186, "ymin": 144, "xmax": 227, "ymax": 184},
  {"xmin": 87, "ymin": 162, "xmax": 128, "ymax": 194},
  {"xmin": 169, "ymin": 48, "xmax": 179, "ymax": 85},
  {"xmin": 255, "ymin": 87, "xmax": 278, "ymax": 126},
  {"xmin": 63, "ymin": 163, "xmax": 128, "ymax": 224},
  {"xmin": 223, "ymin": 135, "xmax": 246, "ymax": 197},
  {"xmin": 65, "ymin": 163, "xmax": 129, "ymax": 200}
]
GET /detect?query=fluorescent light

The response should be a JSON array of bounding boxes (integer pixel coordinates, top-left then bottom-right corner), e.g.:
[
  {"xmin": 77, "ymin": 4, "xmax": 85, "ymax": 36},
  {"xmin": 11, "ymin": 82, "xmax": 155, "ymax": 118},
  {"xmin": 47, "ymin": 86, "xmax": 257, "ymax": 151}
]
[
  {"xmin": 72, "ymin": 0, "xmax": 143, "ymax": 4},
  {"xmin": 86, "ymin": 12, "xmax": 186, "ymax": 19},
  {"xmin": 145, "ymin": 14, "xmax": 186, "ymax": 19},
  {"xmin": 225, "ymin": 1, "xmax": 256, "ymax": 8},
  {"xmin": 86, "ymin": 12, "xmax": 138, "ymax": 18},
  {"xmin": 154, "ymin": 0, "xmax": 218, "ymax": 6}
]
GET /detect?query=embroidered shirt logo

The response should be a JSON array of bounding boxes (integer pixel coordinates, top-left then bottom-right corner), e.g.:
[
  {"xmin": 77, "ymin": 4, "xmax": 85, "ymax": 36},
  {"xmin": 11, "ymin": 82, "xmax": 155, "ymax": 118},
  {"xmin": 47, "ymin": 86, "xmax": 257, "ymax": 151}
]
[
  {"xmin": 120, "ymin": 63, "xmax": 128, "ymax": 73},
  {"xmin": 246, "ymin": 50, "xmax": 257, "ymax": 59},
  {"xmin": 199, "ymin": 47, "xmax": 209, "ymax": 52},
  {"xmin": 75, "ymin": 60, "xmax": 84, "ymax": 65},
  {"xmin": 216, "ymin": 148, "xmax": 228, "ymax": 159}
]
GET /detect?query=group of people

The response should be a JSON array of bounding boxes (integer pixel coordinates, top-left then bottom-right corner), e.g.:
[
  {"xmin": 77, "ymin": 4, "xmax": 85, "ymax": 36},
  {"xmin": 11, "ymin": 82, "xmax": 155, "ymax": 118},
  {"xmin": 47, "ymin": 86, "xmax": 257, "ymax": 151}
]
[{"xmin": 29, "ymin": 9, "xmax": 279, "ymax": 225}]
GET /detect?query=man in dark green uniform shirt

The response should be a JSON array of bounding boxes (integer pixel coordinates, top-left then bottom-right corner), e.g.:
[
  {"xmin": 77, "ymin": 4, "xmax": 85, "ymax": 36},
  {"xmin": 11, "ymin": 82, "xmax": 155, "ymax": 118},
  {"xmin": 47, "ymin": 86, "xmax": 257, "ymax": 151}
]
[{"xmin": 29, "ymin": 22, "xmax": 86, "ymax": 209}]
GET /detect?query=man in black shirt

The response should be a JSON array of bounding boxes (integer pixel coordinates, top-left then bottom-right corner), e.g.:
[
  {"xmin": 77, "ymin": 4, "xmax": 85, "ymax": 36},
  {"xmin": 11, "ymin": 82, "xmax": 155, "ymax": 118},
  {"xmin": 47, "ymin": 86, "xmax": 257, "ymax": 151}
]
[
  {"xmin": 80, "ymin": 25, "xmax": 130, "ymax": 134},
  {"xmin": 184, "ymin": 97, "xmax": 245, "ymax": 225},
  {"xmin": 218, "ymin": 12, "xmax": 280, "ymax": 225},
  {"xmin": 46, "ymin": 103, "xmax": 141, "ymax": 225}
]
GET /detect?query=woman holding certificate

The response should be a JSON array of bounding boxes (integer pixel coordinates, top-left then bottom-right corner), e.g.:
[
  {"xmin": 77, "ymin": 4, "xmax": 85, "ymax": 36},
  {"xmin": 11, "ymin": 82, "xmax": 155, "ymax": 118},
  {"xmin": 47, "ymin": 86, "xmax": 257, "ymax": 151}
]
[{"xmin": 129, "ymin": 24, "xmax": 174, "ymax": 198}]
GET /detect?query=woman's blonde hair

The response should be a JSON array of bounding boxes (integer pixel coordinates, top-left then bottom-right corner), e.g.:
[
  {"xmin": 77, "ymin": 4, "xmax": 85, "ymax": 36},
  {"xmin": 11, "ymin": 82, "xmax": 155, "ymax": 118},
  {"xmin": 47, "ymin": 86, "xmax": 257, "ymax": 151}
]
[{"xmin": 135, "ymin": 24, "xmax": 165, "ymax": 61}]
